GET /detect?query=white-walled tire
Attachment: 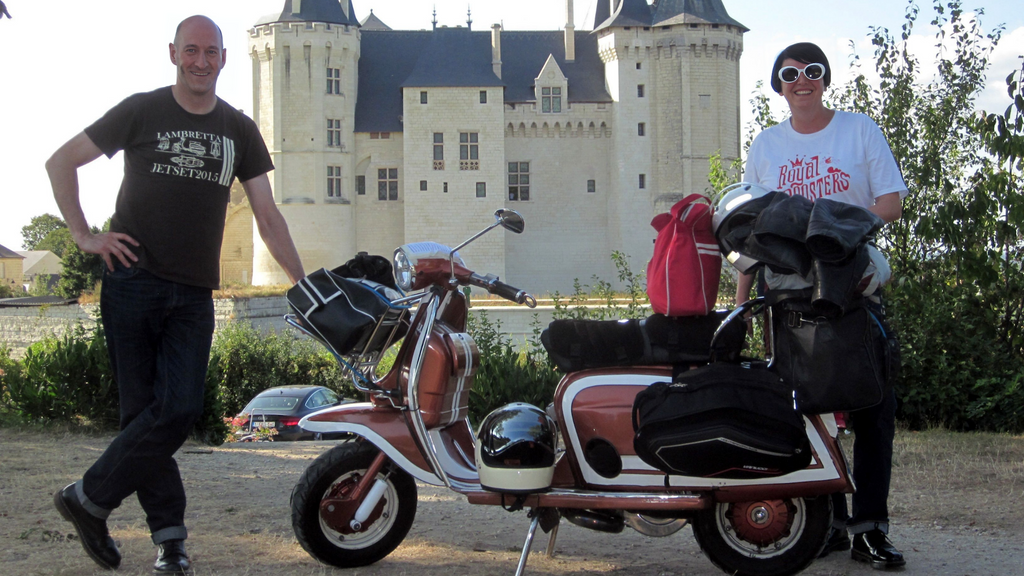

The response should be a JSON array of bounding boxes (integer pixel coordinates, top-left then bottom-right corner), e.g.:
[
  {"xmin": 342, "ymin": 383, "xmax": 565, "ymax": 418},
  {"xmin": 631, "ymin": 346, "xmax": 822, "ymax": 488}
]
[
  {"xmin": 692, "ymin": 495, "xmax": 831, "ymax": 576},
  {"xmin": 291, "ymin": 440, "xmax": 417, "ymax": 567}
]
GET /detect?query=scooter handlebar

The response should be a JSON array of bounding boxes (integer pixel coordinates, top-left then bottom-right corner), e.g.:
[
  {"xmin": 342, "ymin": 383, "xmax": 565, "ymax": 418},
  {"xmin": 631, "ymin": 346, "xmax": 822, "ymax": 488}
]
[{"xmin": 469, "ymin": 273, "xmax": 537, "ymax": 308}]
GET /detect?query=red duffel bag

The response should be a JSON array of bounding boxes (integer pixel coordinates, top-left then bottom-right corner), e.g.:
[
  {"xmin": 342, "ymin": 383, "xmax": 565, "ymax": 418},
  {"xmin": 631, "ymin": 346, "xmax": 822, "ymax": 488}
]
[{"xmin": 647, "ymin": 194, "xmax": 722, "ymax": 316}]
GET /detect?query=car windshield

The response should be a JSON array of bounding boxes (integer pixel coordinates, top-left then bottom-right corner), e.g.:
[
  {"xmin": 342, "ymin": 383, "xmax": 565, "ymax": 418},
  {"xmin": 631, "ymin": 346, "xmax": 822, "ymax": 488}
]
[{"xmin": 244, "ymin": 396, "xmax": 300, "ymax": 412}]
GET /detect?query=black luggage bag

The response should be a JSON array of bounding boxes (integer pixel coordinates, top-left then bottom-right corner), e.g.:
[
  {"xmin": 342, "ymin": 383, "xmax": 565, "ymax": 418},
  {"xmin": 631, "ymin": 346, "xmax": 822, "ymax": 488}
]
[
  {"xmin": 632, "ymin": 363, "xmax": 811, "ymax": 479},
  {"xmin": 540, "ymin": 311, "xmax": 746, "ymax": 372}
]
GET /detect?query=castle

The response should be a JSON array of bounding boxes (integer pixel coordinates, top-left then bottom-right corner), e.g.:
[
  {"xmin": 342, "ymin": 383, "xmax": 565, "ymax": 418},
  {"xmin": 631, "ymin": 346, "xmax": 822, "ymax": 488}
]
[{"xmin": 228, "ymin": 0, "xmax": 745, "ymax": 294}]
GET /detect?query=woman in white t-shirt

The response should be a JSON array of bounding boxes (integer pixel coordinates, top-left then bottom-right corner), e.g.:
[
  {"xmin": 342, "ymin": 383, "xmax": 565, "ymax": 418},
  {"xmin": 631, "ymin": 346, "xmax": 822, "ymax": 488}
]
[{"xmin": 738, "ymin": 42, "xmax": 908, "ymax": 570}]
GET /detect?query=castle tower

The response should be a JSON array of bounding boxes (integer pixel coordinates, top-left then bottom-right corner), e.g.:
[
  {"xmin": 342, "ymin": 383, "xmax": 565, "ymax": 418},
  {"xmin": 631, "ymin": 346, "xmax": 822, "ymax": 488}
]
[
  {"xmin": 595, "ymin": 0, "xmax": 745, "ymax": 266},
  {"xmin": 248, "ymin": 0, "xmax": 361, "ymax": 284}
]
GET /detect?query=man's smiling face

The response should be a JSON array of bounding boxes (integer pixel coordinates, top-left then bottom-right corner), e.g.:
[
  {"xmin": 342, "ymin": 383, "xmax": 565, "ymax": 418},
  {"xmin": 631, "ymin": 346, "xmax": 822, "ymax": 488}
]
[{"xmin": 170, "ymin": 17, "xmax": 226, "ymax": 100}]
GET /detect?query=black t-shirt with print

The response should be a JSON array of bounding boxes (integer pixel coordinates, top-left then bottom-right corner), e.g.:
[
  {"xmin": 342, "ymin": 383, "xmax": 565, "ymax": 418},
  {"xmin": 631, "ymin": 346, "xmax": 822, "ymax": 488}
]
[{"xmin": 85, "ymin": 86, "xmax": 273, "ymax": 289}]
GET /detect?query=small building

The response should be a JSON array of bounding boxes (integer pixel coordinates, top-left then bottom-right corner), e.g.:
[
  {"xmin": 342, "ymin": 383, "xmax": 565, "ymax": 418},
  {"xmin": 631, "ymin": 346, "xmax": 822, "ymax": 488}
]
[
  {"xmin": 0, "ymin": 244, "xmax": 25, "ymax": 294},
  {"xmin": 16, "ymin": 250, "xmax": 63, "ymax": 292}
]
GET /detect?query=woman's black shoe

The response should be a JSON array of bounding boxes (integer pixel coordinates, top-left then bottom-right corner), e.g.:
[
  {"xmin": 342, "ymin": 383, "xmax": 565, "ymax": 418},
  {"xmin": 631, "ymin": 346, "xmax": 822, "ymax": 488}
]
[
  {"xmin": 852, "ymin": 529, "xmax": 906, "ymax": 569},
  {"xmin": 53, "ymin": 484, "xmax": 122, "ymax": 570},
  {"xmin": 154, "ymin": 539, "xmax": 191, "ymax": 574},
  {"xmin": 818, "ymin": 527, "xmax": 851, "ymax": 558}
]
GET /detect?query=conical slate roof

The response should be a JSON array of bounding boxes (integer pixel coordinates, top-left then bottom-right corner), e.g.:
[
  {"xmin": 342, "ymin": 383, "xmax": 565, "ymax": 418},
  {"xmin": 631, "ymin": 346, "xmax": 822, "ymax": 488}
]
[
  {"xmin": 651, "ymin": 0, "xmax": 747, "ymax": 30},
  {"xmin": 255, "ymin": 0, "xmax": 359, "ymax": 27},
  {"xmin": 359, "ymin": 9, "xmax": 391, "ymax": 31}
]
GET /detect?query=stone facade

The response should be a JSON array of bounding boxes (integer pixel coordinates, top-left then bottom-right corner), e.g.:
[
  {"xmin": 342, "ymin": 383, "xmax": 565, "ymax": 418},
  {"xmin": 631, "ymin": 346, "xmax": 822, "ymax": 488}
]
[{"xmin": 235, "ymin": 1, "xmax": 744, "ymax": 295}]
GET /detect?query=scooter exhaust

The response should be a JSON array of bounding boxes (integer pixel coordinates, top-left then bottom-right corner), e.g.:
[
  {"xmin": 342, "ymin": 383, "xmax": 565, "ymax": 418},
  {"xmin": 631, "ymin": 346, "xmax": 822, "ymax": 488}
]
[{"xmin": 560, "ymin": 509, "xmax": 625, "ymax": 533}]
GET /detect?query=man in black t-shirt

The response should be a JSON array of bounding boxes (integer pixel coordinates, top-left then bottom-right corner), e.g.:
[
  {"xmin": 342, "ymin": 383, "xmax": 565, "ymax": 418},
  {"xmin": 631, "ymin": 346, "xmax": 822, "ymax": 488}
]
[{"xmin": 45, "ymin": 15, "xmax": 305, "ymax": 574}]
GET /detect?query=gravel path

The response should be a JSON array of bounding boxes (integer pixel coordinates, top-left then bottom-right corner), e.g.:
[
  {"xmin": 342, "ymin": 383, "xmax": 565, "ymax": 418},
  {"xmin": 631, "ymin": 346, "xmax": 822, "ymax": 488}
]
[{"xmin": 1, "ymin": 432, "xmax": 1020, "ymax": 575}]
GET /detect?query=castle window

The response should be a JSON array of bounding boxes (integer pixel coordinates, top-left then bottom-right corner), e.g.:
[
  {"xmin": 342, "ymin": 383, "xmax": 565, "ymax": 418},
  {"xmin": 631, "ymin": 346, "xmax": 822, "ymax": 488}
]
[
  {"xmin": 356, "ymin": 175, "xmax": 366, "ymax": 195},
  {"xmin": 420, "ymin": 180, "xmax": 428, "ymax": 191},
  {"xmin": 444, "ymin": 182, "xmax": 449, "ymax": 193},
  {"xmin": 700, "ymin": 94, "xmax": 712, "ymax": 109},
  {"xmin": 476, "ymin": 182, "xmax": 487, "ymax": 198},
  {"xmin": 587, "ymin": 179, "xmax": 596, "ymax": 193},
  {"xmin": 327, "ymin": 68, "xmax": 341, "ymax": 94},
  {"xmin": 639, "ymin": 174, "xmax": 646, "ymax": 189},
  {"xmin": 459, "ymin": 132, "xmax": 479, "ymax": 170},
  {"xmin": 636, "ymin": 62, "xmax": 642, "ymax": 70},
  {"xmin": 420, "ymin": 91, "xmax": 428, "ymax": 104},
  {"xmin": 327, "ymin": 119, "xmax": 343, "ymax": 147},
  {"xmin": 508, "ymin": 162, "xmax": 530, "ymax": 201},
  {"xmin": 327, "ymin": 166, "xmax": 343, "ymax": 198},
  {"xmin": 370, "ymin": 132, "xmax": 391, "ymax": 139},
  {"xmin": 541, "ymin": 87, "xmax": 561, "ymax": 113},
  {"xmin": 638, "ymin": 122, "xmax": 645, "ymax": 136},
  {"xmin": 378, "ymin": 168, "xmax": 399, "ymax": 201},
  {"xmin": 433, "ymin": 132, "xmax": 444, "ymax": 169},
  {"xmin": 480, "ymin": 90, "xmax": 488, "ymax": 104},
  {"xmin": 637, "ymin": 84, "xmax": 645, "ymax": 98}
]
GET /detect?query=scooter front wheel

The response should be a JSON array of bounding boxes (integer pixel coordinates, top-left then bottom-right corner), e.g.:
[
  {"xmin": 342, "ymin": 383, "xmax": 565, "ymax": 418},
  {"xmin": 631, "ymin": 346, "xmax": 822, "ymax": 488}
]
[
  {"xmin": 692, "ymin": 495, "xmax": 831, "ymax": 576},
  {"xmin": 291, "ymin": 440, "xmax": 417, "ymax": 567}
]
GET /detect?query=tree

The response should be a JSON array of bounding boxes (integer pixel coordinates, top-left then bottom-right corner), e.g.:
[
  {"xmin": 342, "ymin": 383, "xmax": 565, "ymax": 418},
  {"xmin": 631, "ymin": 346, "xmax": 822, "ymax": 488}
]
[
  {"xmin": 21, "ymin": 214, "xmax": 67, "ymax": 250},
  {"xmin": 55, "ymin": 227, "xmax": 104, "ymax": 299},
  {"xmin": 36, "ymin": 227, "xmax": 75, "ymax": 258}
]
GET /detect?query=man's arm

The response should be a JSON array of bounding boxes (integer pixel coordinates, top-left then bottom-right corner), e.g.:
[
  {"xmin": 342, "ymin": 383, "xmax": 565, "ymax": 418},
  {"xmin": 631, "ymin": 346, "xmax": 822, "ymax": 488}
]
[
  {"xmin": 45, "ymin": 132, "xmax": 139, "ymax": 271},
  {"xmin": 242, "ymin": 173, "xmax": 305, "ymax": 284}
]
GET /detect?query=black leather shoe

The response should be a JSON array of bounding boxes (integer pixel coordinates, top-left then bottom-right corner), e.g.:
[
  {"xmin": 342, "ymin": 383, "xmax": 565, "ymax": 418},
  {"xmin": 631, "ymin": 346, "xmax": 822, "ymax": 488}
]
[
  {"xmin": 154, "ymin": 539, "xmax": 191, "ymax": 574},
  {"xmin": 818, "ymin": 527, "xmax": 851, "ymax": 558},
  {"xmin": 53, "ymin": 484, "xmax": 121, "ymax": 570},
  {"xmin": 852, "ymin": 529, "xmax": 906, "ymax": 569}
]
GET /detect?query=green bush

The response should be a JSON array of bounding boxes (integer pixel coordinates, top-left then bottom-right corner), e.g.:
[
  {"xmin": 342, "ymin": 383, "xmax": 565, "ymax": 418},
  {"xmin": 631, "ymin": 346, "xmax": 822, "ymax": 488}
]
[
  {"xmin": 466, "ymin": 312, "xmax": 561, "ymax": 425},
  {"xmin": 1, "ymin": 323, "xmax": 118, "ymax": 427},
  {"xmin": 207, "ymin": 323, "xmax": 357, "ymax": 419}
]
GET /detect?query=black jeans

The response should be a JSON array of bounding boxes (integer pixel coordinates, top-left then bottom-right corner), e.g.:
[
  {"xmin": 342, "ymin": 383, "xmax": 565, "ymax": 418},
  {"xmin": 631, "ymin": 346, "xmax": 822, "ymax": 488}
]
[
  {"xmin": 77, "ymin": 263, "xmax": 214, "ymax": 544},
  {"xmin": 832, "ymin": 297, "xmax": 898, "ymax": 535},
  {"xmin": 832, "ymin": 387, "xmax": 897, "ymax": 534}
]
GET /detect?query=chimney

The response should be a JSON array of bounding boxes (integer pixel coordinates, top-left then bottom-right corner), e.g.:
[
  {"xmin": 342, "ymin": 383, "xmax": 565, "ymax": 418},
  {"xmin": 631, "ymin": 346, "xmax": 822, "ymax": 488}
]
[
  {"xmin": 565, "ymin": 0, "xmax": 576, "ymax": 62},
  {"xmin": 491, "ymin": 24, "xmax": 503, "ymax": 79}
]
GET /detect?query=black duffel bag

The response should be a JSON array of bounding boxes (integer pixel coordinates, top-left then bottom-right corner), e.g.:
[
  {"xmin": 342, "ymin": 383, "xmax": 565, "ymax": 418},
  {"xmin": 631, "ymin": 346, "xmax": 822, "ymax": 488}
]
[
  {"xmin": 540, "ymin": 311, "xmax": 745, "ymax": 372},
  {"xmin": 287, "ymin": 267, "xmax": 402, "ymax": 357},
  {"xmin": 632, "ymin": 363, "xmax": 811, "ymax": 479},
  {"xmin": 771, "ymin": 297, "xmax": 890, "ymax": 415}
]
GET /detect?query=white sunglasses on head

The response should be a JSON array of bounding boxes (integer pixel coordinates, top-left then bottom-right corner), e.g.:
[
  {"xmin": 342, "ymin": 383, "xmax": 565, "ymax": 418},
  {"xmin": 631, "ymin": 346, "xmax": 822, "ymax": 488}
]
[{"xmin": 778, "ymin": 63, "xmax": 826, "ymax": 83}]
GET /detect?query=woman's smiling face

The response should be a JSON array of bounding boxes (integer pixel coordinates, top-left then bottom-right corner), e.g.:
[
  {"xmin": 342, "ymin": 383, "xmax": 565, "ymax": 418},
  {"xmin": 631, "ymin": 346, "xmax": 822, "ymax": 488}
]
[{"xmin": 778, "ymin": 58, "xmax": 826, "ymax": 111}]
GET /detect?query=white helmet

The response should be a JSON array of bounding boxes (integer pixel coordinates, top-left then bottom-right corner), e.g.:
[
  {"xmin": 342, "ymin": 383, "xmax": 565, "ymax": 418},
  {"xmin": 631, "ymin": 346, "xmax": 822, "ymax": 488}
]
[
  {"xmin": 711, "ymin": 182, "xmax": 776, "ymax": 273},
  {"xmin": 476, "ymin": 403, "xmax": 557, "ymax": 493}
]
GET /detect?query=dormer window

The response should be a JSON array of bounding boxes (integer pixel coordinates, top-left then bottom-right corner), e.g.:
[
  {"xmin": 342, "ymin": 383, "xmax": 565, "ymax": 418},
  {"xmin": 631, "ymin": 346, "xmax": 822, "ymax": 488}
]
[{"xmin": 541, "ymin": 87, "xmax": 562, "ymax": 113}]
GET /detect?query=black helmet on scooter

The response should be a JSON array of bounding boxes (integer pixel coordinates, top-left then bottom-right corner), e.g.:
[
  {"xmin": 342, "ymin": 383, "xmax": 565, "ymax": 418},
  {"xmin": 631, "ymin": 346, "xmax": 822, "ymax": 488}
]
[
  {"xmin": 712, "ymin": 182, "xmax": 776, "ymax": 273},
  {"xmin": 476, "ymin": 403, "xmax": 557, "ymax": 493}
]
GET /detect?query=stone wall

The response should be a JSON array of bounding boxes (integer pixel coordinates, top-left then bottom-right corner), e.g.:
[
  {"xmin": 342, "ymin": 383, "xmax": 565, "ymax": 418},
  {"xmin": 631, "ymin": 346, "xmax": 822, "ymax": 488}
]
[
  {"xmin": 0, "ymin": 297, "xmax": 565, "ymax": 359},
  {"xmin": 0, "ymin": 297, "xmax": 293, "ymax": 359}
]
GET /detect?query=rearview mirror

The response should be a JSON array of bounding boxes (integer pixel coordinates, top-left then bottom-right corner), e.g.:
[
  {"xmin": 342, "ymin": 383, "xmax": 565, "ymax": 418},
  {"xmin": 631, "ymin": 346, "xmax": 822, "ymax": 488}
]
[{"xmin": 495, "ymin": 209, "xmax": 525, "ymax": 234}]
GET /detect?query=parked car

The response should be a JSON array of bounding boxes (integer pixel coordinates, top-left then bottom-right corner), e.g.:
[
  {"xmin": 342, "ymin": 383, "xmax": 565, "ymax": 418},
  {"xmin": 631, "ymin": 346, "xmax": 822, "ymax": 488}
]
[{"xmin": 234, "ymin": 386, "xmax": 354, "ymax": 441}]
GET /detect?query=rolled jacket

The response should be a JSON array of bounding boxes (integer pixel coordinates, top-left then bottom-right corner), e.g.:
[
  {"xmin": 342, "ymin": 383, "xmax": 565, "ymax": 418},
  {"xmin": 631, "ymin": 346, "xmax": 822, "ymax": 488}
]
[{"xmin": 805, "ymin": 198, "xmax": 884, "ymax": 262}]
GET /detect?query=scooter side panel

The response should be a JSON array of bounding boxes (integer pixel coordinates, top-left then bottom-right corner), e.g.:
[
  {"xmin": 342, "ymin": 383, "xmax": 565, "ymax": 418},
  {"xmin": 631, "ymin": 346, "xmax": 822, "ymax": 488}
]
[
  {"xmin": 300, "ymin": 402, "xmax": 443, "ymax": 485},
  {"xmin": 556, "ymin": 370, "xmax": 848, "ymax": 497}
]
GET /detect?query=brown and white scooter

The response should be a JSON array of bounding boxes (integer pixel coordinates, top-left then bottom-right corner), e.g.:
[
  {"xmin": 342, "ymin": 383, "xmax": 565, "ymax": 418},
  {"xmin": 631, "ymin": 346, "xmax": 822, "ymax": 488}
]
[{"xmin": 286, "ymin": 210, "xmax": 851, "ymax": 576}]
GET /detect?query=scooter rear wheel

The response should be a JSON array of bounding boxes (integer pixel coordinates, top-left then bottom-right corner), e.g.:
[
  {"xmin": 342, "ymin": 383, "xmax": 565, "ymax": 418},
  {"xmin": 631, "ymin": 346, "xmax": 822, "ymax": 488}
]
[
  {"xmin": 692, "ymin": 495, "xmax": 831, "ymax": 576},
  {"xmin": 291, "ymin": 440, "xmax": 417, "ymax": 567}
]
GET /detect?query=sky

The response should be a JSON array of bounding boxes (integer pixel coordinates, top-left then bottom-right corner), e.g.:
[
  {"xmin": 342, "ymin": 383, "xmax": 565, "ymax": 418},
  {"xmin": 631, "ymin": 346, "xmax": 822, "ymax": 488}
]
[{"xmin": 0, "ymin": 0, "xmax": 1021, "ymax": 251}]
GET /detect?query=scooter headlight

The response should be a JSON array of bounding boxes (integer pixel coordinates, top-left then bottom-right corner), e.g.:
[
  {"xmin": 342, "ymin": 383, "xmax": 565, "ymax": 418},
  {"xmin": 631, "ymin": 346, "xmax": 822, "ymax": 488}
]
[{"xmin": 393, "ymin": 249, "xmax": 414, "ymax": 292}]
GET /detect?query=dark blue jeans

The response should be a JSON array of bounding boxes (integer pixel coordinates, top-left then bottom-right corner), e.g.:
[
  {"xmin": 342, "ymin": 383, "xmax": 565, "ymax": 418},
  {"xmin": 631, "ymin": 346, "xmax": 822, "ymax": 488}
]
[{"xmin": 78, "ymin": 263, "xmax": 214, "ymax": 544}]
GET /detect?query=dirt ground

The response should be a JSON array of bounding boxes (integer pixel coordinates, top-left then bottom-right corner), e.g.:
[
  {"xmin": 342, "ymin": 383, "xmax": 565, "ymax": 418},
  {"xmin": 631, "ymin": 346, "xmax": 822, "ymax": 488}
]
[{"xmin": 1, "ymin": 428, "xmax": 1022, "ymax": 576}]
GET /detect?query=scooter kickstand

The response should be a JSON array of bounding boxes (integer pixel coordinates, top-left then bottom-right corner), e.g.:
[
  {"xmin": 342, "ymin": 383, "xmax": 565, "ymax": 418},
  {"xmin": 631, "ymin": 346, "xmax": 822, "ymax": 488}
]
[
  {"xmin": 545, "ymin": 522, "xmax": 559, "ymax": 557},
  {"xmin": 514, "ymin": 514, "xmax": 542, "ymax": 576}
]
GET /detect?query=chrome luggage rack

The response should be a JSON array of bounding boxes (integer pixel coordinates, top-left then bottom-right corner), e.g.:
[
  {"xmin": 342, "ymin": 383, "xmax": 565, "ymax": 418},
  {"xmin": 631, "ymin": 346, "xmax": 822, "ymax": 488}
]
[{"xmin": 284, "ymin": 292, "xmax": 424, "ymax": 394}]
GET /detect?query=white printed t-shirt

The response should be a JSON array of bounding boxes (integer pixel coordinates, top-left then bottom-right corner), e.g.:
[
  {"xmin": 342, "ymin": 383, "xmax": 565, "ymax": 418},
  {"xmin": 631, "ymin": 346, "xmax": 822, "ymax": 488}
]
[{"xmin": 744, "ymin": 110, "xmax": 907, "ymax": 210}]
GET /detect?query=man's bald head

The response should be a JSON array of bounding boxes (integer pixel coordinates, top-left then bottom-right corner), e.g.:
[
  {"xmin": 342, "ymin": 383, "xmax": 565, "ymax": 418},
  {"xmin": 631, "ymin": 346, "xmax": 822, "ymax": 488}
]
[{"xmin": 174, "ymin": 15, "xmax": 223, "ymax": 49}]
